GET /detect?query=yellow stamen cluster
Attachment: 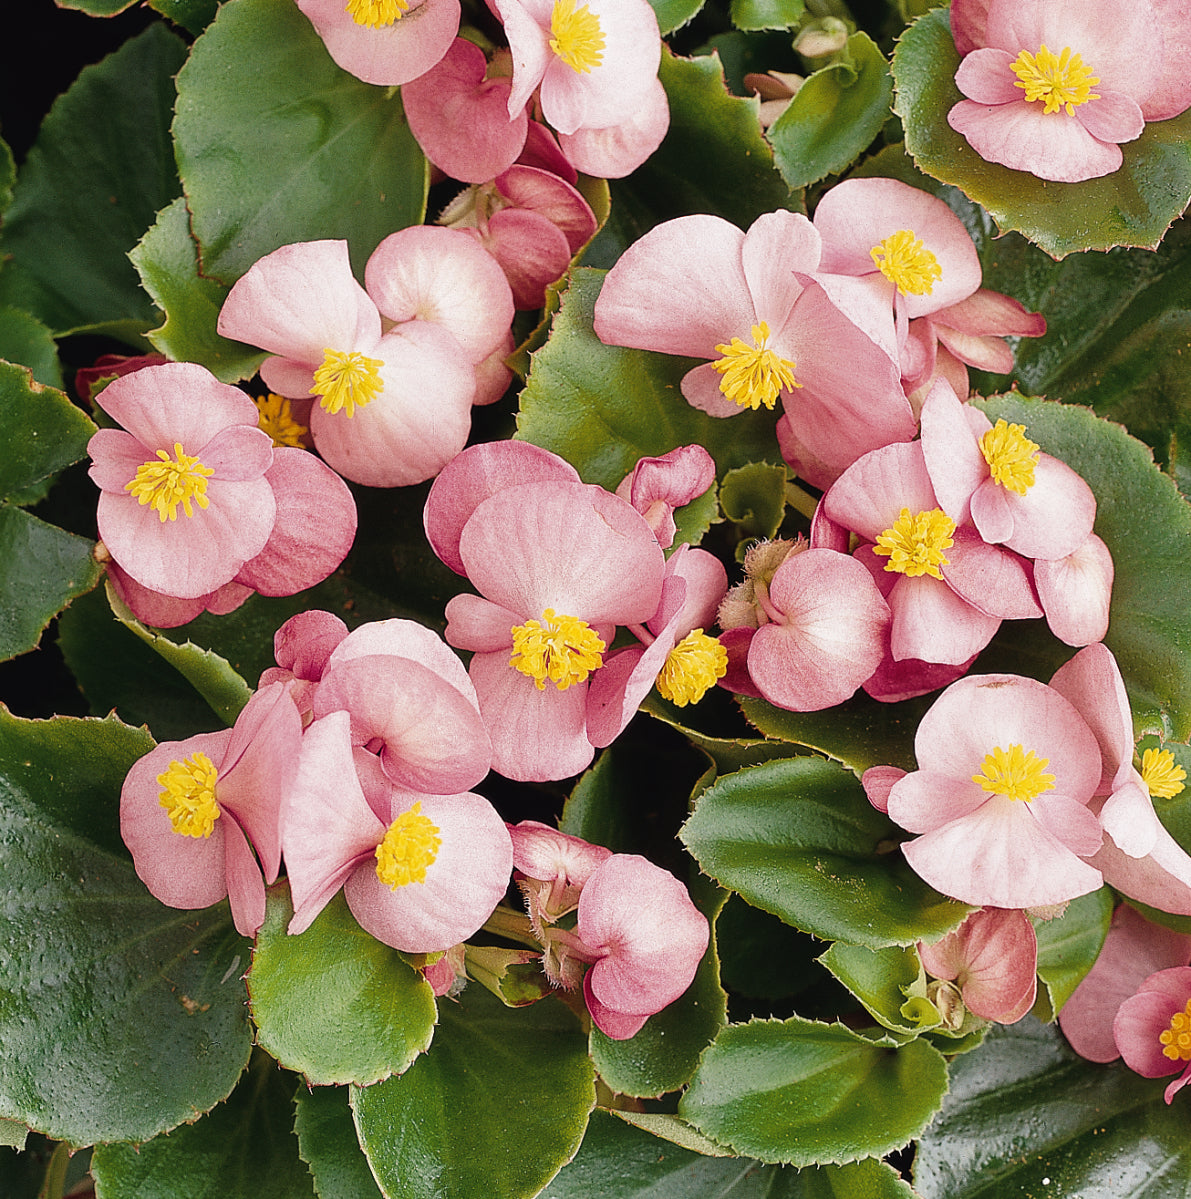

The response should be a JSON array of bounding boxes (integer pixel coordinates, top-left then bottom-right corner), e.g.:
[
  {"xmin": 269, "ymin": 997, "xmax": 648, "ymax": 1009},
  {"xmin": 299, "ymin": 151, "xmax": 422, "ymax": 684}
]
[
  {"xmin": 549, "ymin": 0, "xmax": 606, "ymax": 74},
  {"xmin": 158, "ymin": 752, "xmax": 221, "ymax": 838},
  {"xmin": 344, "ymin": 0, "xmax": 409, "ymax": 27},
  {"xmin": 972, "ymin": 744, "xmax": 1055, "ymax": 804},
  {"xmin": 656, "ymin": 630, "xmax": 728, "ymax": 707},
  {"xmin": 1161, "ymin": 999, "xmax": 1191, "ymax": 1062},
  {"xmin": 375, "ymin": 802, "xmax": 442, "ymax": 889},
  {"xmin": 310, "ymin": 349, "xmax": 384, "ymax": 418},
  {"xmin": 254, "ymin": 393, "xmax": 309, "ymax": 449},
  {"xmin": 712, "ymin": 321, "xmax": 801, "ymax": 411},
  {"xmin": 869, "ymin": 229, "xmax": 943, "ymax": 297},
  {"xmin": 980, "ymin": 420, "xmax": 1040, "ymax": 496},
  {"xmin": 873, "ymin": 507, "xmax": 955, "ymax": 580},
  {"xmin": 125, "ymin": 442, "xmax": 214, "ymax": 523},
  {"xmin": 1141, "ymin": 748, "xmax": 1187, "ymax": 799},
  {"xmin": 1010, "ymin": 44, "xmax": 1100, "ymax": 116},
  {"xmin": 509, "ymin": 608, "xmax": 605, "ymax": 691}
]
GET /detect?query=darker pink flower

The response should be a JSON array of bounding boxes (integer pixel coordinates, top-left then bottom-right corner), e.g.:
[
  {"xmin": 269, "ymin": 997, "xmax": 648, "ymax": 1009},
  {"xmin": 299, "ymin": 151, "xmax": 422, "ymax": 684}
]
[
  {"xmin": 508, "ymin": 819, "xmax": 612, "ymax": 929},
  {"xmin": 614, "ymin": 444, "xmax": 715, "ymax": 550},
  {"xmin": 1115, "ymin": 967, "xmax": 1191, "ymax": 1103}
]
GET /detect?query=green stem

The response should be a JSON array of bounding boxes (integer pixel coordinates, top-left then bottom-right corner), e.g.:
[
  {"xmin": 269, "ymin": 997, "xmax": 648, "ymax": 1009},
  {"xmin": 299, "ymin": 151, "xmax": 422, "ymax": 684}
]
[{"xmin": 785, "ymin": 480, "xmax": 820, "ymax": 521}]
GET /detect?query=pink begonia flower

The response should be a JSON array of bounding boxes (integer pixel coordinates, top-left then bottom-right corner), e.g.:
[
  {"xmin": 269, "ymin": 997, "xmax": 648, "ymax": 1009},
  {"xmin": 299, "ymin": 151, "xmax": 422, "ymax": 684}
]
[
  {"xmin": 555, "ymin": 75, "xmax": 669, "ymax": 178},
  {"xmin": 282, "ymin": 710, "xmax": 511, "ymax": 951},
  {"xmin": 494, "ymin": 0, "xmax": 661, "ymax": 136},
  {"xmin": 75, "ymin": 352, "xmax": 168, "ymax": 404},
  {"xmin": 508, "ymin": 819, "xmax": 613, "ymax": 929},
  {"xmin": 594, "ymin": 210, "xmax": 916, "ymax": 490},
  {"xmin": 258, "ymin": 609, "xmax": 350, "ymax": 722},
  {"xmin": 88, "ymin": 362, "xmax": 276, "ymax": 599},
  {"xmin": 104, "ymin": 561, "xmax": 253, "ymax": 630},
  {"xmin": 614, "ymin": 444, "xmax": 715, "ymax": 550},
  {"xmin": 946, "ymin": 0, "xmax": 1191, "ymax": 183},
  {"xmin": 918, "ymin": 907, "xmax": 1037, "ymax": 1024},
  {"xmin": 919, "ymin": 379, "xmax": 1097, "ymax": 562},
  {"xmin": 295, "ymin": 0, "xmax": 460, "ymax": 87},
  {"xmin": 1114, "ymin": 967, "xmax": 1191, "ymax": 1103},
  {"xmin": 883, "ymin": 672, "xmax": 1105, "ymax": 909},
  {"xmin": 120, "ymin": 683, "xmax": 302, "ymax": 937},
  {"xmin": 716, "ymin": 538, "xmax": 890, "ymax": 712},
  {"xmin": 1033, "ymin": 532, "xmax": 1113, "ymax": 648},
  {"xmin": 587, "ymin": 544, "xmax": 728, "ymax": 746},
  {"xmin": 217, "ymin": 239, "xmax": 474, "ymax": 487},
  {"xmin": 426, "ymin": 443, "xmax": 664, "ymax": 781},
  {"xmin": 1060, "ymin": 903, "xmax": 1191, "ymax": 1063},
  {"xmin": 576, "ymin": 854, "xmax": 709, "ymax": 1039}
]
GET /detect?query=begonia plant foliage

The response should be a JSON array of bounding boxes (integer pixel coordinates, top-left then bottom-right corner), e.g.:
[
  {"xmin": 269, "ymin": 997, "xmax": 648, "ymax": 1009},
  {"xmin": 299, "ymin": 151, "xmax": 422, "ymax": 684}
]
[{"xmin": 9, "ymin": 0, "xmax": 1191, "ymax": 1193}]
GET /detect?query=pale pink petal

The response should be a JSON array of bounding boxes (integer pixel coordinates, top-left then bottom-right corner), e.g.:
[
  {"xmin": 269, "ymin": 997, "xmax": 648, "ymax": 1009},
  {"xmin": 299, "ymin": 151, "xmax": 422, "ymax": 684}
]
[
  {"xmin": 105, "ymin": 560, "xmax": 210, "ymax": 629},
  {"xmin": 822, "ymin": 440, "xmax": 939, "ymax": 544},
  {"xmin": 556, "ymin": 76, "xmax": 669, "ymax": 178},
  {"xmin": 936, "ymin": 288, "xmax": 1046, "ymax": 339},
  {"xmin": 583, "ymin": 986, "xmax": 650, "ymax": 1039},
  {"xmin": 444, "ymin": 594, "xmax": 522, "ymax": 652},
  {"xmin": 1034, "ymin": 533, "xmax": 1114, "ymax": 647},
  {"xmin": 655, "ymin": 545, "xmax": 727, "ymax": 635},
  {"xmin": 620, "ymin": 445, "xmax": 716, "ymax": 549},
  {"xmin": 222, "ymin": 815, "xmax": 267, "ymax": 937},
  {"xmin": 919, "ymin": 377, "xmax": 989, "ymax": 526},
  {"xmin": 518, "ymin": 119, "xmax": 578, "ymax": 180},
  {"xmin": 473, "ymin": 332, "xmax": 515, "ymax": 405},
  {"xmin": 1048, "ymin": 642, "xmax": 1133, "ymax": 793},
  {"xmin": 1030, "ymin": 792, "xmax": 1103, "ymax": 858},
  {"xmin": 681, "ymin": 362, "xmax": 754, "ymax": 418},
  {"xmin": 740, "ymin": 212, "xmax": 820, "ymax": 330},
  {"xmin": 951, "ymin": 0, "xmax": 990, "ymax": 56},
  {"xmin": 586, "ymin": 644, "xmax": 659, "ymax": 748},
  {"xmin": 494, "ymin": 0, "xmax": 553, "ymax": 117},
  {"xmin": 888, "ymin": 768, "xmax": 990, "ymax": 835},
  {"xmin": 991, "ymin": 455, "xmax": 1097, "ymax": 561},
  {"xmin": 954, "ymin": 47, "xmax": 1020, "ymax": 104},
  {"xmin": 1145, "ymin": 0, "xmax": 1191, "ymax": 120},
  {"xmin": 1090, "ymin": 808, "xmax": 1191, "ymax": 917},
  {"xmin": 1096, "ymin": 775, "xmax": 1161, "ymax": 859},
  {"xmin": 861, "ymin": 765, "xmax": 907, "ymax": 813},
  {"xmin": 888, "ymin": 572, "xmax": 1000, "ymax": 665},
  {"xmin": 508, "ymin": 820, "xmax": 612, "ymax": 888},
  {"xmin": 1076, "ymin": 91, "xmax": 1144, "ymax": 145},
  {"xmin": 942, "ymin": 530, "xmax": 1042, "ymax": 621}
]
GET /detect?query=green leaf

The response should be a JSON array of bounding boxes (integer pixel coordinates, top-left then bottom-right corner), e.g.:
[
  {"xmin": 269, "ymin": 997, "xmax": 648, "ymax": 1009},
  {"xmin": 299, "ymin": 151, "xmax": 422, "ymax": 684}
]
[
  {"xmin": 913, "ymin": 1017, "xmax": 1184, "ymax": 1199},
  {"xmin": 892, "ymin": 7, "xmax": 1191, "ymax": 257},
  {"xmin": 719, "ymin": 462, "xmax": 788, "ymax": 555},
  {"xmin": 175, "ymin": 0, "xmax": 428, "ymax": 285},
  {"xmin": 819, "ymin": 942, "xmax": 929, "ymax": 1036},
  {"xmin": 0, "ymin": 310, "xmax": 62, "ymax": 389},
  {"xmin": 0, "ymin": 710, "xmax": 252, "ymax": 1145},
  {"xmin": 353, "ymin": 987, "xmax": 595, "ymax": 1199},
  {"xmin": 150, "ymin": 0, "xmax": 221, "ymax": 35},
  {"xmin": 248, "ymin": 887, "xmax": 437, "ymax": 1087},
  {"xmin": 294, "ymin": 1086, "xmax": 385, "ymax": 1199},
  {"xmin": 0, "ymin": 1118, "xmax": 26, "ymax": 1150},
  {"xmin": 0, "ymin": 25, "xmax": 184, "ymax": 337},
  {"xmin": 730, "ymin": 0, "xmax": 803, "ymax": 31},
  {"xmin": 975, "ymin": 395, "xmax": 1191, "ymax": 740},
  {"xmin": 649, "ymin": 0, "xmax": 704, "ymax": 34},
  {"xmin": 1033, "ymin": 887, "xmax": 1113, "ymax": 1021},
  {"xmin": 517, "ymin": 269, "xmax": 781, "ymax": 490},
  {"xmin": 679, "ymin": 1016, "xmax": 949, "ymax": 1165},
  {"xmin": 680, "ymin": 756, "xmax": 970, "ymax": 947},
  {"xmin": 91, "ymin": 1053, "xmax": 315, "ymax": 1199},
  {"xmin": 768, "ymin": 32, "xmax": 894, "ymax": 189},
  {"xmin": 131, "ymin": 197, "xmax": 268, "ymax": 384}
]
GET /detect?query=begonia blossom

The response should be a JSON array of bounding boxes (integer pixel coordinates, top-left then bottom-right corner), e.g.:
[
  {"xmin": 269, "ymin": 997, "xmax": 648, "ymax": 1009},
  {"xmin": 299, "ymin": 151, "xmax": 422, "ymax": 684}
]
[
  {"xmin": 613, "ymin": 443, "xmax": 715, "ymax": 550},
  {"xmin": 947, "ymin": 0, "xmax": 1191, "ymax": 182},
  {"xmin": 508, "ymin": 819, "xmax": 612, "ymax": 930},
  {"xmin": 120, "ymin": 682, "xmax": 302, "ymax": 937},
  {"xmin": 1033, "ymin": 532, "xmax": 1114, "ymax": 647},
  {"xmin": 1114, "ymin": 967, "xmax": 1191, "ymax": 1103},
  {"xmin": 258, "ymin": 609, "xmax": 350, "ymax": 722},
  {"xmin": 555, "ymin": 75, "xmax": 669, "ymax": 178}
]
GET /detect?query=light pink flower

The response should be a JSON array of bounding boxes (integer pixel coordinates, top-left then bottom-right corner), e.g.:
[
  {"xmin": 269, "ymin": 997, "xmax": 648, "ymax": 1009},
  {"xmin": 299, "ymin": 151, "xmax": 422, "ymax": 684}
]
[
  {"xmin": 1114, "ymin": 967, "xmax": 1191, "ymax": 1103},
  {"xmin": 1033, "ymin": 532, "xmax": 1113, "ymax": 647},
  {"xmin": 120, "ymin": 683, "xmax": 302, "ymax": 936},
  {"xmin": 258, "ymin": 609, "xmax": 350, "ymax": 722},
  {"xmin": 555, "ymin": 75, "xmax": 669, "ymax": 178},
  {"xmin": 614, "ymin": 444, "xmax": 715, "ymax": 550},
  {"xmin": 508, "ymin": 819, "xmax": 613, "ymax": 928}
]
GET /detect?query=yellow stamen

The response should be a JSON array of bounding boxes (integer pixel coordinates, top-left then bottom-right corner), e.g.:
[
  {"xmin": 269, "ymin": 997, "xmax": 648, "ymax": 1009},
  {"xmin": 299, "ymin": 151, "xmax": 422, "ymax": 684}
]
[
  {"xmin": 1010, "ymin": 44, "xmax": 1100, "ymax": 116},
  {"xmin": 1142, "ymin": 748, "xmax": 1187, "ymax": 800},
  {"xmin": 310, "ymin": 349, "xmax": 384, "ymax": 418},
  {"xmin": 158, "ymin": 752, "xmax": 221, "ymax": 838},
  {"xmin": 510, "ymin": 608, "xmax": 605, "ymax": 691},
  {"xmin": 254, "ymin": 393, "xmax": 309, "ymax": 449},
  {"xmin": 972, "ymin": 744, "xmax": 1055, "ymax": 804},
  {"xmin": 344, "ymin": 0, "xmax": 409, "ymax": 27},
  {"xmin": 869, "ymin": 229, "xmax": 942, "ymax": 297},
  {"xmin": 375, "ymin": 802, "xmax": 442, "ymax": 888},
  {"xmin": 656, "ymin": 630, "xmax": 728, "ymax": 707},
  {"xmin": 712, "ymin": 321, "xmax": 801, "ymax": 411},
  {"xmin": 125, "ymin": 442, "xmax": 214, "ymax": 523},
  {"xmin": 549, "ymin": 0, "xmax": 605, "ymax": 74},
  {"xmin": 1161, "ymin": 999, "xmax": 1191, "ymax": 1062},
  {"xmin": 873, "ymin": 507, "xmax": 955, "ymax": 580},
  {"xmin": 980, "ymin": 419, "xmax": 1040, "ymax": 496}
]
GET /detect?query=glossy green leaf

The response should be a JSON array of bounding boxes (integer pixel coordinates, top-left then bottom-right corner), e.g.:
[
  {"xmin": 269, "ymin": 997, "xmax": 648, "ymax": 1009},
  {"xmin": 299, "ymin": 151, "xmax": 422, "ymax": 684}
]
[
  {"xmin": 680, "ymin": 756, "xmax": 970, "ymax": 947},
  {"xmin": 768, "ymin": 32, "xmax": 893, "ymax": 189},
  {"xmin": 175, "ymin": 0, "xmax": 428, "ymax": 285},
  {"xmin": 91, "ymin": 1053, "xmax": 315, "ymax": 1199},
  {"xmin": 150, "ymin": 0, "xmax": 221, "ymax": 34},
  {"xmin": 53, "ymin": 0, "xmax": 137, "ymax": 11},
  {"xmin": 517, "ymin": 269, "xmax": 781, "ymax": 490},
  {"xmin": 648, "ymin": 0, "xmax": 704, "ymax": 34},
  {"xmin": 0, "ymin": 310, "xmax": 62, "ymax": 389},
  {"xmin": 819, "ymin": 942, "xmax": 927, "ymax": 1037},
  {"xmin": 730, "ymin": 0, "xmax": 803, "ymax": 31},
  {"xmin": 352, "ymin": 987, "xmax": 595, "ymax": 1199},
  {"xmin": 0, "ymin": 710, "xmax": 252, "ymax": 1145},
  {"xmin": 294, "ymin": 1085, "xmax": 385, "ymax": 1199},
  {"xmin": 1033, "ymin": 887, "xmax": 1114, "ymax": 1022},
  {"xmin": 892, "ymin": 8, "xmax": 1191, "ymax": 257},
  {"xmin": 641, "ymin": 696, "xmax": 807, "ymax": 774},
  {"xmin": 719, "ymin": 462, "xmax": 787, "ymax": 555},
  {"xmin": 249, "ymin": 887, "xmax": 437, "ymax": 1087},
  {"xmin": 0, "ymin": 1118, "xmax": 26, "ymax": 1150},
  {"xmin": 914, "ymin": 1017, "xmax": 1186, "ymax": 1199},
  {"xmin": 679, "ymin": 1016, "xmax": 949, "ymax": 1165},
  {"xmin": 0, "ymin": 25, "xmax": 184, "ymax": 337},
  {"xmin": 131, "ymin": 197, "xmax": 267, "ymax": 384}
]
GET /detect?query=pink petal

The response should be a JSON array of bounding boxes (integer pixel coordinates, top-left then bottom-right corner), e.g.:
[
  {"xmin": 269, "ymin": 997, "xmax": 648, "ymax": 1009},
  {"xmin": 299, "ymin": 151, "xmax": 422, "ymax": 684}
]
[
  {"xmin": 556, "ymin": 75, "xmax": 669, "ymax": 178},
  {"xmin": 222, "ymin": 814, "xmax": 268, "ymax": 937},
  {"xmin": 479, "ymin": 208, "xmax": 573, "ymax": 311},
  {"xmin": 583, "ymin": 983, "xmax": 650, "ymax": 1039},
  {"xmin": 1048, "ymin": 642, "xmax": 1134, "ymax": 793},
  {"xmin": 822, "ymin": 440, "xmax": 939, "ymax": 545},
  {"xmin": 681, "ymin": 362, "xmax": 755, "ymax": 419},
  {"xmin": 951, "ymin": 0, "xmax": 990, "ymax": 56},
  {"xmin": 493, "ymin": 0, "xmax": 553, "ymax": 118},
  {"xmin": 1034, "ymin": 533, "xmax": 1114, "ymax": 647},
  {"xmin": 954, "ymin": 47, "xmax": 1021, "ymax": 105},
  {"xmin": 1089, "ymin": 807, "xmax": 1191, "ymax": 917},
  {"xmin": 273, "ymin": 609, "xmax": 349, "ymax": 680},
  {"xmin": 920, "ymin": 377, "xmax": 988, "ymax": 526},
  {"xmin": 888, "ymin": 767, "xmax": 991, "ymax": 835},
  {"xmin": 104, "ymin": 559, "xmax": 210, "ymax": 629},
  {"xmin": 620, "ymin": 445, "xmax": 716, "ymax": 549},
  {"xmin": 443, "ymin": 594, "xmax": 523, "ymax": 652},
  {"xmin": 1144, "ymin": 0, "xmax": 1191, "ymax": 120},
  {"xmin": 1114, "ymin": 967, "xmax": 1191, "ymax": 1078},
  {"xmin": 495, "ymin": 165, "xmax": 598, "ymax": 255},
  {"xmin": 935, "ymin": 288, "xmax": 1046, "ymax": 339},
  {"xmin": 942, "ymin": 529, "xmax": 1042, "ymax": 621},
  {"xmin": 861, "ymin": 765, "xmax": 907, "ymax": 813},
  {"xmin": 508, "ymin": 820, "xmax": 612, "ymax": 888},
  {"xmin": 888, "ymin": 572, "xmax": 1000, "ymax": 665},
  {"xmin": 862, "ymin": 650, "xmax": 974, "ymax": 705}
]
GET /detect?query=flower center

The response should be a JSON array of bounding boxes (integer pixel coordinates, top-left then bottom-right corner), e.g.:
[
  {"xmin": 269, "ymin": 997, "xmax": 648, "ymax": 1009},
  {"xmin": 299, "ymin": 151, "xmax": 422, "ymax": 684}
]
[
  {"xmin": 972, "ymin": 744, "xmax": 1055, "ymax": 803},
  {"xmin": 1011, "ymin": 44, "xmax": 1100, "ymax": 116},
  {"xmin": 549, "ymin": 0, "xmax": 605, "ymax": 74},
  {"xmin": 157, "ymin": 752, "xmax": 221, "ymax": 838},
  {"xmin": 509, "ymin": 608, "xmax": 605, "ymax": 691},
  {"xmin": 1161, "ymin": 999, "xmax": 1191, "ymax": 1062},
  {"xmin": 869, "ymin": 229, "xmax": 942, "ymax": 297},
  {"xmin": 254, "ymin": 393, "xmax": 309, "ymax": 448},
  {"xmin": 344, "ymin": 0, "xmax": 409, "ymax": 27},
  {"xmin": 980, "ymin": 419, "xmax": 1039, "ymax": 495},
  {"xmin": 375, "ymin": 802, "xmax": 442, "ymax": 889},
  {"xmin": 712, "ymin": 321, "xmax": 801, "ymax": 411},
  {"xmin": 1141, "ymin": 747, "xmax": 1187, "ymax": 799},
  {"xmin": 125, "ymin": 442, "xmax": 214, "ymax": 523},
  {"xmin": 873, "ymin": 507, "xmax": 955, "ymax": 580},
  {"xmin": 656, "ymin": 630, "xmax": 728, "ymax": 707},
  {"xmin": 310, "ymin": 349, "xmax": 384, "ymax": 417}
]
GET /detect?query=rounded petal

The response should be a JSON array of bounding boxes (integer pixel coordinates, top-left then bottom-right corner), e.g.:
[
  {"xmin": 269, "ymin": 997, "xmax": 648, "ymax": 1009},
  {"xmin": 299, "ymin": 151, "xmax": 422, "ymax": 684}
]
[
  {"xmin": 888, "ymin": 572, "xmax": 1000, "ymax": 665},
  {"xmin": 556, "ymin": 76, "xmax": 669, "ymax": 178},
  {"xmin": 1114, "ymin": 967, "xmax": 1191, "ymax": 1078},
  {"xmin": 822, "ymin": 440, "xmax": 938, "ymax": 544},
  {"xmin": 954, "ymin": 47, "xmax": 1020, "ymax": 105},
  {"xmin": 941, "ymin": 530, "xmax": 1042, "ymax": 621},
  {"xmin": 1035, "ymin": 533, "xmax": 1114, "ymax": 647},
  {"xmin": 479, "ymin": 208, "xmax": 574, "ymax": 310}
]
